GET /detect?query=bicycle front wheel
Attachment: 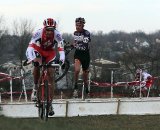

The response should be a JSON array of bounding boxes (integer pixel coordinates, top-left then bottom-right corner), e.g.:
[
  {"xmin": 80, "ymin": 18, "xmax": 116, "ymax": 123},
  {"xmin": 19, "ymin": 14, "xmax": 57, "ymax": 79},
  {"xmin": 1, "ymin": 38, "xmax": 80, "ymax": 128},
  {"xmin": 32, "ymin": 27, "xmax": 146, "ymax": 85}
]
[
  {"xmin": 38, "ymin": 102, "xmax": 43, "ymax": 119},
  {"xmin": 42, "ymin": 80, "xmax": 49, "ymax": 121}
]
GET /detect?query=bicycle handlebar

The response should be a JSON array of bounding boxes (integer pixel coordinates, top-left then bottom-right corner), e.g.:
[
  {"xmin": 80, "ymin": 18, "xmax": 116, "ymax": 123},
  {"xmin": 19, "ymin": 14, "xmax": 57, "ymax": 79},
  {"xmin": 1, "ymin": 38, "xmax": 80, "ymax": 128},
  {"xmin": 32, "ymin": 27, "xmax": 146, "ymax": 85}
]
[
  {"xmin": 50, "ymin": 63, "xmax": 61, "ymax": 67},
  {"xmin": 38, "ymin": 62, "xmax": 62, "ymax": 68}
]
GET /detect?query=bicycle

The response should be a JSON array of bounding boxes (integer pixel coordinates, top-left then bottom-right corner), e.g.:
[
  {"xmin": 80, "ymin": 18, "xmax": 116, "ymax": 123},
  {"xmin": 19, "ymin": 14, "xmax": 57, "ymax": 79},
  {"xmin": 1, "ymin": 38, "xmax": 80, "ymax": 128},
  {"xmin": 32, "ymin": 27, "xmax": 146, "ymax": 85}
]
[
  {"xmin": 23, "ymin": 60, "xmax": 61, "ymax": 121},
  {"xmin": 23, "ymin": 40, "xmax": 74, "ymax": 121},
  {"xmin": 128, "ymin": 81, "xmax": 149, "ymax": 98},
  {"xmin": 37, "ymin": 61, "xmax": 60, "ymax": 121}
]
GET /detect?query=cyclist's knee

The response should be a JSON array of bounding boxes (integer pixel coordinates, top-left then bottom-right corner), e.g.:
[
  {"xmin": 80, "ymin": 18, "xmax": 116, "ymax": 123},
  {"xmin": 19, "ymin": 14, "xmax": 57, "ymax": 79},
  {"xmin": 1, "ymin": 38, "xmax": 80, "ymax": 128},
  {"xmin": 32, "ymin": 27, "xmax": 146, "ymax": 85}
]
[
  {"xmin": 48, "ymin": 69, "xmax": 54, "ymax": 78},
  {"xmin": 75, "ymin": 69, "xmax": 80, "ymax": 74},
  {"xmin": 74, "ymin": 59, "xmax": 81, "ymax": 68},
  {"xmin": 75, "ymin": 59, "xmax": 80, "ymax": 64},
  {"xmin": 83, "ymin": 69, "xmax": 89, "ymax": 74},
  {"xmin": 33, "ymin": 62, "xmax": 40, "ymax": 67}
]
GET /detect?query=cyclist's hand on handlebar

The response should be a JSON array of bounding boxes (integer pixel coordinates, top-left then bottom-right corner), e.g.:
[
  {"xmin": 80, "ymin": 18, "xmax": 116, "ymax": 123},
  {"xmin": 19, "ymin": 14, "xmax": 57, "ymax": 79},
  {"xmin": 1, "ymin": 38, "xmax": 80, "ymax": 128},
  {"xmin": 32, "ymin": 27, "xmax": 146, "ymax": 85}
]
[
  {"xmin": 23, "ymin": 59, "xmax": 32, "ymax": 66},
  {"xmin": 59, "ymin": 59, "xmax": 64, "ymax": 65},
  {"xmin": 23, "ymin": 59, "xmax": 28, "ymax": 66}
]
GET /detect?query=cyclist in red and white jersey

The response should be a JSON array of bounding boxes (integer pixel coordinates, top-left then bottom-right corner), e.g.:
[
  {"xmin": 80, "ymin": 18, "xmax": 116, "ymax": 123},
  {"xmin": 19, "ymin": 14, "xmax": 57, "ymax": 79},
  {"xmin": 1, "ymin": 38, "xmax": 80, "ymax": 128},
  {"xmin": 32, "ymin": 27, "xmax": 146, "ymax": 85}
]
[
  {"xmin": 135, "ymin": 68, "xmax": 153, "ymax": 89},
  {"xmin": 25, "ymin": 18, "xmax": 65, "ymax": 116}
]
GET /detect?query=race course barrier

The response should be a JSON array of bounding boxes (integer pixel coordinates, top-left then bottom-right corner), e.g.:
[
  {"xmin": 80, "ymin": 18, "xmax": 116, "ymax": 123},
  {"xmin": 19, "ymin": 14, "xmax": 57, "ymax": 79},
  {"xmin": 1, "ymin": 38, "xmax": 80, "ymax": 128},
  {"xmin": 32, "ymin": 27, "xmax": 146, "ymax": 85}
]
[
  {"xmin": 0, "ymin": 69, "xmax": 28, "ymax": 103},
  {"xmin": 1, "ymin": 97, "xmax": 160, "ymax": 118}
]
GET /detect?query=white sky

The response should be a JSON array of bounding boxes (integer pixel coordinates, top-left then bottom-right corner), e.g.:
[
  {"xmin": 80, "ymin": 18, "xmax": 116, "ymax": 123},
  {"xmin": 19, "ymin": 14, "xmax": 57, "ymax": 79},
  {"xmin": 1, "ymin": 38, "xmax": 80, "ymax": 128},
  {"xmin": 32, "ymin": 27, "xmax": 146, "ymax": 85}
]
[{"xmin": 1, "ymin": 0, "xmax": 160, "ymax": 34}]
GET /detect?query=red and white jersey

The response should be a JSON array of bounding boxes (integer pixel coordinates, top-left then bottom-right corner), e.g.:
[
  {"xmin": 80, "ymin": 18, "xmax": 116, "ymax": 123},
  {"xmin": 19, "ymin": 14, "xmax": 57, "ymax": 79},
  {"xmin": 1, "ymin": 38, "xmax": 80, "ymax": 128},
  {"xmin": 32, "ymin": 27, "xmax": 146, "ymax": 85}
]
[
  {"xmin": 29, "ymin": 28, "xmax": 64, "ymax": 51},
  {"xmin": 26, "ymin": 28, "xmax": 65, "ymax": 62},
  {"xmin": 142, "ymin": 72, "xmax": 153, "ymax": 88},
  {"xmin": 142, "ymin": 72, "xmax": 152, "ymax": 81}
]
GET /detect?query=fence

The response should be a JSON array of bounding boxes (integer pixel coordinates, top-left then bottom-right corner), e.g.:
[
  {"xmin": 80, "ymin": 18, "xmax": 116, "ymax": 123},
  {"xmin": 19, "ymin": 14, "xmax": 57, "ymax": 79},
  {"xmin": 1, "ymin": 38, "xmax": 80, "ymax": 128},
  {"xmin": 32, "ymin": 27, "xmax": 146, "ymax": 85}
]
[
  {"xmin": 0, "ymin": 67, "xmax": 28, "ymax": 103},
  {"xmin": 0, "ymin": 68, "xmax": 160, "ymax": 103}
]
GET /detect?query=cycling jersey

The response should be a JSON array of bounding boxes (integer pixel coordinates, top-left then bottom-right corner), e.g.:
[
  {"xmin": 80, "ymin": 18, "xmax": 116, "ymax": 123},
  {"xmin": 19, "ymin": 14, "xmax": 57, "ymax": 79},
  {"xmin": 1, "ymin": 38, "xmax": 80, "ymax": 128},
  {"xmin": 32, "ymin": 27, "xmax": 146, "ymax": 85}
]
[
  {"xmin": 73, "ymin": 29, "xmax": 91, "ymax": 70},
  {"xmin": 142, "ymin": 72, "xmax": 152, "ymax": 81},
  {"xmin": 26, "ymin": 28, "xmax": 65, "ymax": 64},
  {"xmin": 29, "ymin": 28, "xmax": 63, "ymax": 50},
  {"xmin": 142, "ymin": 72, "xmax": 153, "ymax": 88},
  {"xmin": 74, "ymin": 29, "xmax": 91, "ymax": 51},
  {"xmin": 135, "ymin": 71, "xmax": 153, "ymax": 88}
]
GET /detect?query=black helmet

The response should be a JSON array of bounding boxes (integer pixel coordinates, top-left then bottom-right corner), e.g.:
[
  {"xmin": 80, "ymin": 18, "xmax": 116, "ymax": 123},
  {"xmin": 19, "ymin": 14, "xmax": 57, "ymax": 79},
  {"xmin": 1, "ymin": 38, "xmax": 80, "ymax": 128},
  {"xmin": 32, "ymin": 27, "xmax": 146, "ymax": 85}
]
[{"xmin": 75, "ymin": 17, "xmax": 85, "ymax": 24}]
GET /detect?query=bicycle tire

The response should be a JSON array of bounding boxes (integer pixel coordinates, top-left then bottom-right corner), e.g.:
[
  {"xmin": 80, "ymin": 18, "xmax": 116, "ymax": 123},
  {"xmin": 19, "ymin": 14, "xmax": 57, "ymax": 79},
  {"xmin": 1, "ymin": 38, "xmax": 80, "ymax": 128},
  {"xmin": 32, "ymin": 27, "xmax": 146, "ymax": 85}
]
[
  {"xmin": 38, "ymin": 80, "xmax": 49, "ymax": 121},
  {"xmin": 55, "ymin": 42, "xmax": 74, "ymax": 82},
  {"xmin": 43, "ymin": 80, "xmax": 49, "ymax": 121},
  {"xmin": 38, "ymin": 84, "xmax": 44, "ymax": 120},
  {"xmin": 38, "ymin": 103, "xmax": 43, "ymax": 119},
  {"xmin": 55, "ymin": 59, "xmax": 70, "ymax": 83}
]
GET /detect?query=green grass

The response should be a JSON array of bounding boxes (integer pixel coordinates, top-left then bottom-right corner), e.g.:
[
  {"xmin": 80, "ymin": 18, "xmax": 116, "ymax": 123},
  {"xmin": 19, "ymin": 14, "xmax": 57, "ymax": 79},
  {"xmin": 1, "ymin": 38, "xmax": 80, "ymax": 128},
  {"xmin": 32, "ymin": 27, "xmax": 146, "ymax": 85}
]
[{"xmin": 1, "ymin": 115, "xmax": 160, "ymax": 130}]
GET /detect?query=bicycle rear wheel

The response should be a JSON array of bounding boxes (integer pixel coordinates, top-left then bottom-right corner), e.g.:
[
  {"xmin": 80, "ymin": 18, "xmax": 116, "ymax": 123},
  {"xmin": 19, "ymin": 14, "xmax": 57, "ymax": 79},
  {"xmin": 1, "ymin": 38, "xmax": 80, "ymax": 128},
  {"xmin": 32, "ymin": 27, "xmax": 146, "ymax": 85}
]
[{"xmin": 55, "ymin": 59, "xmax": 70, "ymax": 82}]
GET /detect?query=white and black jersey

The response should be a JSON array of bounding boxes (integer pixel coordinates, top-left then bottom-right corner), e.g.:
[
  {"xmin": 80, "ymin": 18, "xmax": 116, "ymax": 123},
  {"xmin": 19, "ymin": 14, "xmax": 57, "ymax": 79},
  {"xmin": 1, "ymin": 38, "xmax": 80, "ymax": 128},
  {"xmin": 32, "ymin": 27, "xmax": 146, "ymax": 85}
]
[
  {"xmin": 74, "ymin": 29, "xmax": 91, "ymax": 51},
  {"xmin": 73, "ymin": 29, "xmax": 91, "ymax": 70}
]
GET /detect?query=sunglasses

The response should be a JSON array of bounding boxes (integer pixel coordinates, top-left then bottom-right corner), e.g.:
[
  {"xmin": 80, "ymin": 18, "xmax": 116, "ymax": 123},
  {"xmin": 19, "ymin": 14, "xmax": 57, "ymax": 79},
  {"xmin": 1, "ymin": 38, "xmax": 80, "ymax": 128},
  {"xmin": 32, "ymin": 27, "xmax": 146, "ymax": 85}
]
[{"xmin": 45, "ymin": 27, "xmax": 55, "ymax": 31}]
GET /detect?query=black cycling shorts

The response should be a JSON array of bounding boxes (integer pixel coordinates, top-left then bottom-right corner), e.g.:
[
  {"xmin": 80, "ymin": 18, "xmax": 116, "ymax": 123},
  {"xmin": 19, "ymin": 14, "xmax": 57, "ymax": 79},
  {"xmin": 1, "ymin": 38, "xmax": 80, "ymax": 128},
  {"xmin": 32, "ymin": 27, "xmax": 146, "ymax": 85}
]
[{"xmin": 74, "ymin": 50, "xmax": 90, "ymax": 71}]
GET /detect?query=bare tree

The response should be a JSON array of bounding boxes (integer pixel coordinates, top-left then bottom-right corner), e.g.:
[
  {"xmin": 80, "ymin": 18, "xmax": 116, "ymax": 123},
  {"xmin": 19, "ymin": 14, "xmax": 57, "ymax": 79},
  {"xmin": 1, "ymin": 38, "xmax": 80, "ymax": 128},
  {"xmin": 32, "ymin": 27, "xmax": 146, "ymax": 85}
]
[
  {"xmin": 0, "ymin": 16, "xmax": 8, "ymax": 56},
  {"xmin": 12, "ymin": 18, "xmax": 34, "ymax": 67}
]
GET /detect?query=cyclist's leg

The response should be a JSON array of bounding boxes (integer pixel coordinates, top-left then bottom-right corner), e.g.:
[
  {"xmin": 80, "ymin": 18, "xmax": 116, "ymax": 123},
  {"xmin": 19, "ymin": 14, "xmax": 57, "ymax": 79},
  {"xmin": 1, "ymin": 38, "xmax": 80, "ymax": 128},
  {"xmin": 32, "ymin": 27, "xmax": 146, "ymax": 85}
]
[
  {"xmin": 73, "ymin": 59, "xmax": 81, "ymax": 98},
  {"xmin": 82, "ymin": 55, "xmax": 90, "ymax": 95},
  {"xmin": 47, "ymin": 67, "xmax": 55, "ymax": 116},
  {"xmin": 31, "ymin": 51, "xmax": 42, "ymax": 101},
  {"xmin": 74, "ymin": 59, "xmax": 81, "ymax": 87},
  {"xmin": 31, "ymin": 66, "xmax": 40, "ymax": 101},
  {"xmin": 74, "ymin": 52, "xmax": 81, "ymax": 88},
  {"xmin": 82, "ymin": 69, "xmax": 89, "ymax": 94}
]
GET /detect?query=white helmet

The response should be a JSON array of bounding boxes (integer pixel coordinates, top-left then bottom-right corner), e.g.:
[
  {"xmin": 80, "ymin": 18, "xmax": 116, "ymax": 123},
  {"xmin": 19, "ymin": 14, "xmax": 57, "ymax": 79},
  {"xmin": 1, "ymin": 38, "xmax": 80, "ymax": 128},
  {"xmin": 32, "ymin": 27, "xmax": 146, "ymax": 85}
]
[{"xmin": 43, "ymin": 18, "xmax": 56, "ymax": 28}]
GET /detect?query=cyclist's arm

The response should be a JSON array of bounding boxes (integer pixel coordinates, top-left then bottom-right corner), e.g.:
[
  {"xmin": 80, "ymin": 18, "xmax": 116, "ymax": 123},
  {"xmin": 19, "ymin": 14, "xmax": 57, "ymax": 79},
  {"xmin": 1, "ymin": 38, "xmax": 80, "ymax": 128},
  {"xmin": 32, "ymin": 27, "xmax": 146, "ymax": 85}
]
[
  {"xmin": 25, "ymin": 29, "xmax": 43, "ymax": 65},
  {"xmin": 54, "ymin": 30, "xmax": 65, "ymax": 63}
]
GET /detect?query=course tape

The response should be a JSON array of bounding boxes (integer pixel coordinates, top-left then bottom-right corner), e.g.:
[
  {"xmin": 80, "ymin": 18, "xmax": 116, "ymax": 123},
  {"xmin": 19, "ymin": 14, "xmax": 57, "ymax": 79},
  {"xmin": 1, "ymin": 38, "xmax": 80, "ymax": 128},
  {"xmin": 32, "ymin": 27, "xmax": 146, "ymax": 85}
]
[
  {"xmin": 0, "ymin": 72, "xmax": 23, "ymax": 82},
  {"xmin": 91, "ymin": 77, "xmax": 159, "ymax": 88}
]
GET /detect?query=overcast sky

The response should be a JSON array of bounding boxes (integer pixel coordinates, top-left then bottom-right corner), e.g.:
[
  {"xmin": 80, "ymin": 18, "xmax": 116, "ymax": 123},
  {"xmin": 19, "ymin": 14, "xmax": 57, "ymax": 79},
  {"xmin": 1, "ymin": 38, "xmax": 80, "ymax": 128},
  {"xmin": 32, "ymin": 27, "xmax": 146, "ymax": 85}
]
[{"xmin": 1, "ymin": 0, "xmax": 160, "ymax": 34}]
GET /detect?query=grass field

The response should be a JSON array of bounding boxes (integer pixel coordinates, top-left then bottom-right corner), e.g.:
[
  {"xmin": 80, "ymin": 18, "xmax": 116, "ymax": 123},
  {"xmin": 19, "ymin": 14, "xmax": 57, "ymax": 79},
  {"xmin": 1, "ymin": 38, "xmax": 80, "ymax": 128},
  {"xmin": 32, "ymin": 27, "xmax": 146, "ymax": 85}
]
[{"xmin": 1, "ymin": 115, "xmax": 160, "ymax": 130}]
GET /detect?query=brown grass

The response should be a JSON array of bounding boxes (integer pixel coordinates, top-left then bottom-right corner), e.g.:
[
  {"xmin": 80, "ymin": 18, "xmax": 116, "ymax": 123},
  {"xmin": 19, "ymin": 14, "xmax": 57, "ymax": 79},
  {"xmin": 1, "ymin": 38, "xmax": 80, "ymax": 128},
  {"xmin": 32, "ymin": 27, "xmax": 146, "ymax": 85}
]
[{"xmin": 0, "ymin": 115, "xmax": 160, "ymax": 130}]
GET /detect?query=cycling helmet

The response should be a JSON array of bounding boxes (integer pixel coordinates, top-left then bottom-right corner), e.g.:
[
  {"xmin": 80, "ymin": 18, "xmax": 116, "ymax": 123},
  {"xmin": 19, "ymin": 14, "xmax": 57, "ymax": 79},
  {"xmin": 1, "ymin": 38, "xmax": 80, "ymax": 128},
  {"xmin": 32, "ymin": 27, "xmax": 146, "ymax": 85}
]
[
  {"xmin": 75, "ymin": 17, "xmax": 85, "ymax": 24},
  {"xmin": 43, "ymin": 18, "xmax": 56, "ymax": 28}
]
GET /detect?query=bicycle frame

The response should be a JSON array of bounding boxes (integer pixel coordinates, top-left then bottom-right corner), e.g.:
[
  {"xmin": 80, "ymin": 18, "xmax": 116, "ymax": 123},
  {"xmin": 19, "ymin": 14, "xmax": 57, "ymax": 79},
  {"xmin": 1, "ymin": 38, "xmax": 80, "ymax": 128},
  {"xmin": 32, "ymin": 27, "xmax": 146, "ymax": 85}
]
[{"xmin": 38, "ymin": 63, "xmax": 60, "ymax": 121}]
